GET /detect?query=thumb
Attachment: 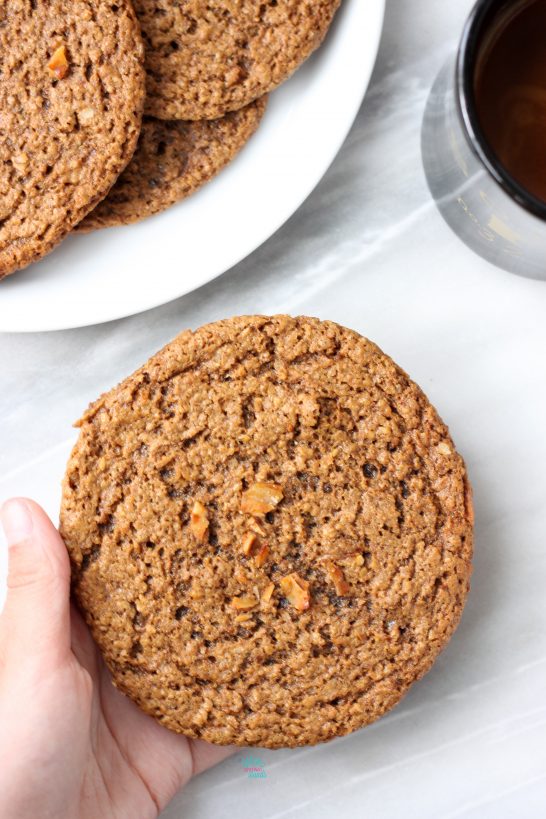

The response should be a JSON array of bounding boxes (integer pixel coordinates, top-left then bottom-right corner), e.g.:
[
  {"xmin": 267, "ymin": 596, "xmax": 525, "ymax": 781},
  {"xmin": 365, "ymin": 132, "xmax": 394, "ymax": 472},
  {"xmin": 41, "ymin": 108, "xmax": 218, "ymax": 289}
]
[{"xmin": 0, "ymin": 498, "xmax": 71, "ymax": 670}]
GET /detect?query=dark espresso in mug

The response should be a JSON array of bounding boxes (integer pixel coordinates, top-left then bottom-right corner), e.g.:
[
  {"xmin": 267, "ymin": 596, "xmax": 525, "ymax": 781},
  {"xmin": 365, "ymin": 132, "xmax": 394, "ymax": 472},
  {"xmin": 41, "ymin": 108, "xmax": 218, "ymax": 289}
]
[{"xmin": 474, "ymin": 0, "xmax": 546, "ymax": 203}]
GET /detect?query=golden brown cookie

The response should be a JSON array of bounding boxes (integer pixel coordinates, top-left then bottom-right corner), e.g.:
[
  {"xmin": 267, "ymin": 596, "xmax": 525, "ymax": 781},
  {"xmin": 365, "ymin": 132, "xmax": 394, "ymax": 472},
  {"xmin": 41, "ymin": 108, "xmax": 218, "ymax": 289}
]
[
  {"xmin": 60, "ymin": 316, "xmax": 473, "ymax": 749},
  {"xmin": 0, "ymin": 1, "xmax": 145, "ymax": 280},
  {"xmin": 136, "ymin": 0, "xmax": 341, "ymax": 120},
  {"xmin": 77, "ymin": 97, "xmax": 266, "ymax": 231}
]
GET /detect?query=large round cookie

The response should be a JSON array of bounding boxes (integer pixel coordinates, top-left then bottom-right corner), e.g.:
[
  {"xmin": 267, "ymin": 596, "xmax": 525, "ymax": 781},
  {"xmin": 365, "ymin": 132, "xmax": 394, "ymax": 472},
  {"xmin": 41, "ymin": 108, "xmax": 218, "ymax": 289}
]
[
  {"xmin": 60, "ymin": 316, "xmax": 473, "ymax": 749},
  {"xmin": 136, "ymin": 0, "xmax": 341, "ymax": 121},
  {"xmin": 77, "ymin": 98, "xmax": 266, "ymax": 231},
  {"xmin": 0, "ymin": 1, "xmax": 145, "ymax": 279}
]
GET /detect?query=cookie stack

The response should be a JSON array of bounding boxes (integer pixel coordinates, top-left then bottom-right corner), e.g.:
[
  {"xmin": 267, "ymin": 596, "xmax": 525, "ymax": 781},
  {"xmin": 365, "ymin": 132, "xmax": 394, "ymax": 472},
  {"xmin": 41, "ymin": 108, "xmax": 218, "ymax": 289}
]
[{"xmin": 0, "ymin": 0, "xmax": 341, "ymax": 279}]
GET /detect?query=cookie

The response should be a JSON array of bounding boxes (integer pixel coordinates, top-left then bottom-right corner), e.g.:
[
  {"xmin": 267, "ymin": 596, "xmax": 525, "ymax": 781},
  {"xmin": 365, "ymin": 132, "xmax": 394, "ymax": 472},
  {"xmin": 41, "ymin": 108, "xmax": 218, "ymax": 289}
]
[
  {"xmin": 60, "ymin": 316, "xmax": 473, "ymax": 749},
  {"xmin": 77, "ymin": 97, "xmax": 267, "ymax": 231},
  {"xmin": 135, "ymin": 0, "xmax": 342, "ymax": 121},
  {"xmin": 0, "ymin": 1, "xmax": 145, "ymax": 280}
]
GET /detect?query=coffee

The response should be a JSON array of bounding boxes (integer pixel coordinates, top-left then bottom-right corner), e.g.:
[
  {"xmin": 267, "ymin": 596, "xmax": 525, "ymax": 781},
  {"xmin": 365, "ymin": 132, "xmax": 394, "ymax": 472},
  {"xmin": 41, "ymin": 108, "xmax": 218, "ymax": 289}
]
[{"xmin": 474, "ymin": 0, "xmax": 546, "ymax": 203}]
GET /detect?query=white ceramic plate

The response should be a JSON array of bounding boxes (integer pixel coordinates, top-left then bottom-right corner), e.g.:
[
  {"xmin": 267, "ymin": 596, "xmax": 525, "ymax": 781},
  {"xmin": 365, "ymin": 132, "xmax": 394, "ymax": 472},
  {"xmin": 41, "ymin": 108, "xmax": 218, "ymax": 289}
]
[{"xmin": 0, "ymin": 0, "xmax": 385, "ymax": 333}]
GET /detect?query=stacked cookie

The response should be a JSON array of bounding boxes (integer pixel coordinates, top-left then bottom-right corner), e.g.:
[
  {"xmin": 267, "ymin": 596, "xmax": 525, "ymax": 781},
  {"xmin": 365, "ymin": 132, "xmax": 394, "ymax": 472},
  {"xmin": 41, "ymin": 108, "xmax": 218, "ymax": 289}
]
[{"xmin": 0, "ymin": 0, "xmax": 341, "ymax": 280}]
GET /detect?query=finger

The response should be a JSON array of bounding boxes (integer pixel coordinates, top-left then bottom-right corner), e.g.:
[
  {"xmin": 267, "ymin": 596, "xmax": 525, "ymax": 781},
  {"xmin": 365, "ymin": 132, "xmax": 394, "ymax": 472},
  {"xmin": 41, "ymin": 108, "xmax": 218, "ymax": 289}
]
[
  {"xmin": 70, "ymin": 601, "xmax": 101, "ymax": 677},
  {"xmin": 0, "ymin": 498, "xmax": 71, "ymax": 670},
  {"xmin": 189, "ymin": 738, "xmax": 236, "ymax": 777}
]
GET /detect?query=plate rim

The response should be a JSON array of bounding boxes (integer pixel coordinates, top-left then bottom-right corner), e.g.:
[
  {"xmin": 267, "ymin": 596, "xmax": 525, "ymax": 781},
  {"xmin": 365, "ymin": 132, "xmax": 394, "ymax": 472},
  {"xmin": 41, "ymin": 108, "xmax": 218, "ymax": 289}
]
[{"xmin": 0, "ymin": 0, "xmax": 385, "ymax": 333}]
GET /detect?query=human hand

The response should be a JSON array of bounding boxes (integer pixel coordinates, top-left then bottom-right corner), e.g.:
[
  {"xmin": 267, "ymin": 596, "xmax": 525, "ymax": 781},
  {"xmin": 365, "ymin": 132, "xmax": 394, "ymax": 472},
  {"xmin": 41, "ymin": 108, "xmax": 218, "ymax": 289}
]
[{"xmin": 0, "ymin": 499, "xmax": 233, "ymax": 819}]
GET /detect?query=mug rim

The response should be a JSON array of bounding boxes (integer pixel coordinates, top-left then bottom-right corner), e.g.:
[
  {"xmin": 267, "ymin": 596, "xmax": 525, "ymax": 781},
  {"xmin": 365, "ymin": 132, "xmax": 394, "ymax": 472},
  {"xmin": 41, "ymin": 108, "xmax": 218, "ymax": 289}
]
[{"xmin": 457, "ymin": 0, "xmax": 546, "ymax": 221}]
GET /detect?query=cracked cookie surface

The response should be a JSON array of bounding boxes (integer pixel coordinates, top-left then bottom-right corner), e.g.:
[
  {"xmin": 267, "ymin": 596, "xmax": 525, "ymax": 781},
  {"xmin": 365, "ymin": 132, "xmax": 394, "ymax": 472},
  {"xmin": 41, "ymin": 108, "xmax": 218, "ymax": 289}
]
[
  {"xmin": 60, "ymin": 315, "xmax": 473, "ymax": 748},
  {"xmin": 0, "ymin": 0, "xmax": 145, "ymax": 279},
  {"xmin": 135, "ymin": 0, "xmax": 341, "ymax": 120}
]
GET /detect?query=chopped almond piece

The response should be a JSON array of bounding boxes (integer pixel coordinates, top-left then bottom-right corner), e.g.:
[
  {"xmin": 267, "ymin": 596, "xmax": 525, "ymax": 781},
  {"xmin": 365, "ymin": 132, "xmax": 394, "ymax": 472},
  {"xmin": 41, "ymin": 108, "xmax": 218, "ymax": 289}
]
[
  {"xmin": 352, "ymin": 553, "xmax": 365, "ymax": 568},
  {"xmin": 254, "ymin": 543, "xmax": 269, "ymax": 568},
  {"xmin": 241, "ymin": 482, "xmax": 283, "ymax": 516},
  {"xmin": 241, "ymin": 532, "xmax": 257, "ymax": 556},
  {"xmin": 324, "ymin": 560, "xmax": 350, "ymax": 596},
  {"xmin": 231, "ymin": 595, "xmax": 258, "ymax": 611},
  {"xmin": 48, "ymin": 45, "xmax": 69, "ymax": 79},
  {"xmin": 190, "ymin": 501, "xmax": 209, "ymax": 542},
  {"xmin": 234, "ymin": 612, "xmax": 253, "ymax": 625},
  {"xmin": 279, "ymin": 572, "xmax": 310, "ymax": 612},
  {"xmin": 261, "ymin": 582, "xmax": 275, "ymax": 603}
]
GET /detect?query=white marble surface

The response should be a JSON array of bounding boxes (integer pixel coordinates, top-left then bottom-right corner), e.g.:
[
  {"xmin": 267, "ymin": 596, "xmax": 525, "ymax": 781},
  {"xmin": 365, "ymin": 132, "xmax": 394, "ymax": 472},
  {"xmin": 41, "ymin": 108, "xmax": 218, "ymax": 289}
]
[{"xmin": 2, "ymin": 0, "xmax": 546, "ymax": 816}]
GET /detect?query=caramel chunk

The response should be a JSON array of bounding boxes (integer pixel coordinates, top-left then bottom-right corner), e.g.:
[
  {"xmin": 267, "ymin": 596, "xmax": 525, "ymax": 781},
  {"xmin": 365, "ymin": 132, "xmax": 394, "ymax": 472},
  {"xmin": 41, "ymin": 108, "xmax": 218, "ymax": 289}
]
[
  {"xmin": 279, "ymin": 572, "xmax": 310, "ymax": 612},
  {"xmin": 190, "ymin": 501, "xmax": 209, "ymax": 542},
  {"xmin": 248, "ymin": 517, "xmax": 267, "ymax": 536},
  {"xmin": 234, "ymin": 567, "xmax": 249, "ymax": 585},
  {"xmin": 48, "ymin": 45, "xmax": 69, "ymax": 79},
  {"xmin": 324, "ymin": 560, "xmax": 350, "ymax": 596},
  {"xmin": 234, "ymin": 612, "xmax": 253, "ymax": 625},
  {"xmin": 231, "ymin": 595, "xmax": 258, "ymax": 611},
  {"xmin": 241, "ymin": 482, "xmax": 283, "ymax": 516},
  {"xmin": 241, "ymin": 531, "xmax": 269, "ymax": 567},
  {"xmin": 261, "ymin": 582, "xmax": 275, "ymax": 603},
  {"xmin": 254, "ymin": 543, "xmax": 269, "ymax": 568},
  {"xmin": 241, "ymin": 532, "xmax": 257, "ymax": 556}
]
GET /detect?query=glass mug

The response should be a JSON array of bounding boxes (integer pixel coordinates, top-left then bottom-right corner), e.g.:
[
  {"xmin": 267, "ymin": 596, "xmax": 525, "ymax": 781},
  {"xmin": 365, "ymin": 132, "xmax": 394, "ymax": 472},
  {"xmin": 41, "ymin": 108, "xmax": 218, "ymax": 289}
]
[{"xmin": 421, "ymin": 0, "xmax": 546, "ymax": 280}]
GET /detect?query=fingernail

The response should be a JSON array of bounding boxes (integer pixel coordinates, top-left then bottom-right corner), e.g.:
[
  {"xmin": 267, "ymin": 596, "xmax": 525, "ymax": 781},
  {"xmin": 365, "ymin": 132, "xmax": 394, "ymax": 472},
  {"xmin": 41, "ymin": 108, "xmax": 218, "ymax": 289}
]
[{"xmin": 1, "ymin": 499, "xmax": 33, "ymax": 546}]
